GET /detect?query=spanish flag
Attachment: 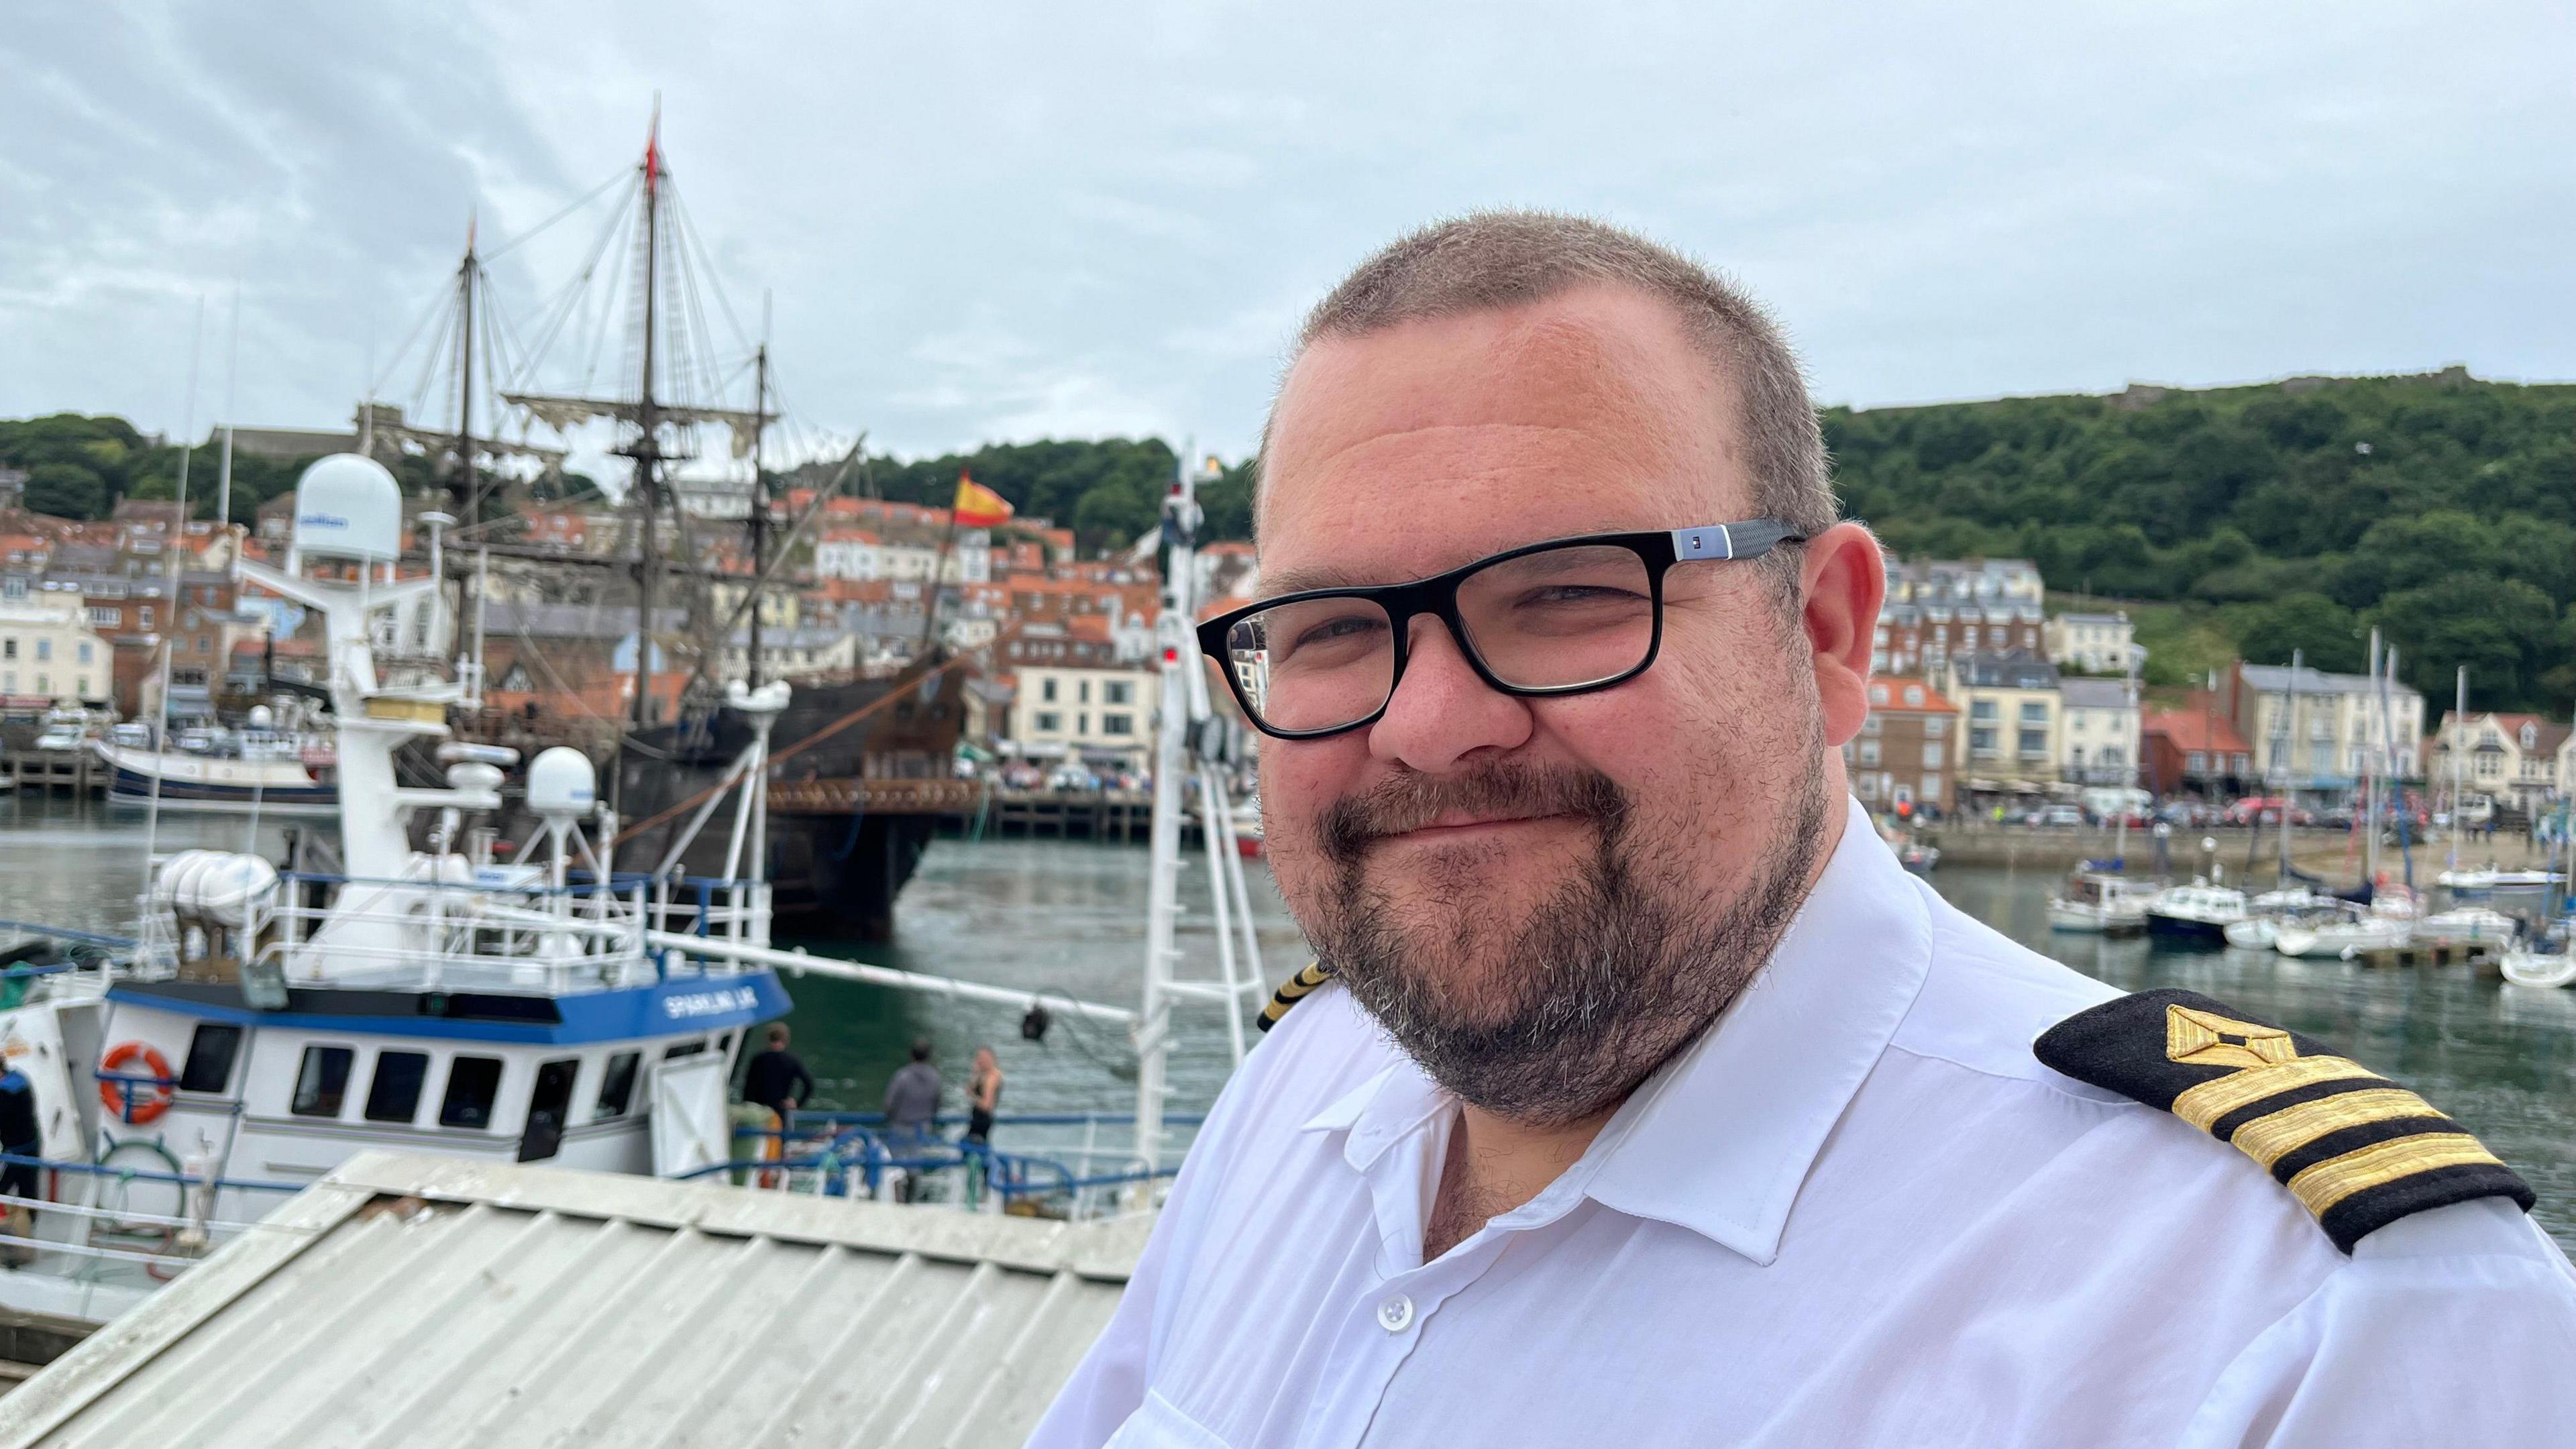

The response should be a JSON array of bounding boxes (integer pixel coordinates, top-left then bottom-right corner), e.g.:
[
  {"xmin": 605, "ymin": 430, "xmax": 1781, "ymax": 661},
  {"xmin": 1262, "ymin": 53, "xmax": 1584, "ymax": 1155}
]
[{"xmin": 953, "ymin": 470, "xmax": 1014, "ymax": 529}]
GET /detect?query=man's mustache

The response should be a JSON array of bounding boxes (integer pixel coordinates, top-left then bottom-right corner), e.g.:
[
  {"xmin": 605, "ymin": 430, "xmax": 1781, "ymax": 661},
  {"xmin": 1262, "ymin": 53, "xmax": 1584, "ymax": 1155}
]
[{"xmin": 1316, "ymin": 763, "xmax": 1629, "ymax": 865}]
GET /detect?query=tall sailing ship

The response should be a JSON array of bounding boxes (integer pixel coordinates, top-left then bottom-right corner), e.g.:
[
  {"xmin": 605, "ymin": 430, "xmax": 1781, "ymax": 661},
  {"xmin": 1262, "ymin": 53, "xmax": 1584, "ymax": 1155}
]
[{"xmin": 361, "ymin": 115, "xmax": 973, "ymax": 939}]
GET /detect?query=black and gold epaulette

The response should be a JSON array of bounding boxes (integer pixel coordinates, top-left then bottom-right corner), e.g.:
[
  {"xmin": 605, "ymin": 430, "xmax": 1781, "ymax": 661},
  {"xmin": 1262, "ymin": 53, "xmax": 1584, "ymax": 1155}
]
[
  {"xmin": 2035, "ymin": 987, "xmax": 2533, "ymax": 1252},
  {"xmin": 1257, "ymin": 961, "xmax": 1334, "ymax": 1033}
]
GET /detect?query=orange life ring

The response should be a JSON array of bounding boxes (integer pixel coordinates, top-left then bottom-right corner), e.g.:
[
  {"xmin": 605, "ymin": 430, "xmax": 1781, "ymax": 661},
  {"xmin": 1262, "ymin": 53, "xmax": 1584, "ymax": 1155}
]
[{"xmin": 99, "ymin": 1042, "xmax": 175, "ymax": 1125}]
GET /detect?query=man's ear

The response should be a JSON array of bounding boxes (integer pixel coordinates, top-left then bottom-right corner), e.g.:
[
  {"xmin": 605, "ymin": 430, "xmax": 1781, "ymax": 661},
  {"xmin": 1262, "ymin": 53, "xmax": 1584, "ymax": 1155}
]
[{"xmin": 1799, "ymin": 522, "xmax": 1884, "ymax": 747}]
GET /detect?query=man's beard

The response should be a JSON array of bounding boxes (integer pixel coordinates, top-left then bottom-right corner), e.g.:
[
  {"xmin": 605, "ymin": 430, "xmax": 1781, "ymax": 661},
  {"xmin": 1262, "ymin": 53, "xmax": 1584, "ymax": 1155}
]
[{"xmin": 1297, "ymin": 741, "xmax": 1832, "ymax": 1128}]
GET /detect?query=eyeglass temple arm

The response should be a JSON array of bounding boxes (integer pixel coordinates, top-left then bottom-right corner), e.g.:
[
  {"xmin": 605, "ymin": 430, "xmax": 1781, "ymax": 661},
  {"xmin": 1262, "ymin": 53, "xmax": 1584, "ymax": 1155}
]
[{"xmin": 1670, "ymin": 519, "xmax": 1803, "ymax": 562}]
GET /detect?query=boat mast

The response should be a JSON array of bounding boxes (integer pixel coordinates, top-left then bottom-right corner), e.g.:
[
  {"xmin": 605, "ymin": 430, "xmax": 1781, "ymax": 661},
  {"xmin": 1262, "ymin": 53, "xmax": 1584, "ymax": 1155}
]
[
  {"xmin": 2450, "ymin": 665, "xmax": 2467, "ymax": 873},
  {"xmin": 2363, "ymin": 629, "xmax": 2381, "ymax": 883},
  {"xmin": 454, "ymin": 217, "xmax": 479, "ymax": 529},
  {"xmin": 626, "ymin": 111, "xmax": 667, "ymax": 747},
  {"xmin": 747, "ymin": 297, "xmax": 770, "ymax": 690},
  {"xmin": 2279, "ymin": 649, "xmax": 2299, "ymax": 882}
]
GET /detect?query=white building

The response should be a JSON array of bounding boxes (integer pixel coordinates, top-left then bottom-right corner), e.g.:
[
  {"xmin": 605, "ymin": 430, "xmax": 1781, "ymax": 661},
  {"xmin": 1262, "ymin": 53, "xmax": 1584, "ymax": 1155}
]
[
  {"xmin": 2426, "ymin": 713, "xmax": 2569, "ymax": 817},
  {"xmin": 1008, "ymin": 665, "xmax": 1161, "ymax": 773},
  {"xmin": 816, "ymin": 529, "xmax": 994, "ymax": 586},
  {"xmin": 2228, "ymin": 661, "xmax": 2426, "ymax": 797},
  {"xmin": 0, "ymin": 581, "xmax": 111, "ymax": 704},
  {"xmin": 2057, "ymin": 676, "xmax": 2141, "ymax": 786},
  {"xmin": 2043, "ymin": 612, "xmax": 2137, "ymax": 675}
]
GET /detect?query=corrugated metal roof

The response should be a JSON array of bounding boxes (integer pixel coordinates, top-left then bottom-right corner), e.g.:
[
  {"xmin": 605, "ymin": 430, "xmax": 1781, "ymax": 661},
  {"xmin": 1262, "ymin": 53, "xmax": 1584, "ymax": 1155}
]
[{"xmin": 3, "ymin": 1151, "xmax": 1144, "ymax": 1448}]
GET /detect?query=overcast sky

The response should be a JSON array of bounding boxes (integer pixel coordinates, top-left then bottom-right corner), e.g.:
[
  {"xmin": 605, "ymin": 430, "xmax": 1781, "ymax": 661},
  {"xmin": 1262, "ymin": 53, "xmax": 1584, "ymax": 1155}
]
[{"xmin": 5, "ymin": 2, "xmax": 2571, "ymax": 468}]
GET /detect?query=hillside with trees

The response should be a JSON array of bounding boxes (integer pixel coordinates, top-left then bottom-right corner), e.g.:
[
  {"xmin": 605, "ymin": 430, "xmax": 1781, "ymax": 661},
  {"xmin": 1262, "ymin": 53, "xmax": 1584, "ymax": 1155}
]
[{"xmin": 1827, "ymin": 370, "xmax": 2576, "ymax": 712}]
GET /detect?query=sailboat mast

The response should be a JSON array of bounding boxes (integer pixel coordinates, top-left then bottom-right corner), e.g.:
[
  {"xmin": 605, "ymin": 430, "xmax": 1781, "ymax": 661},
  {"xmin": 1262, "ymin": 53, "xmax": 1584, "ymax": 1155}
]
[
  {"xmin": 2364, "ymin": 629, "xmax": 2382, "ymax": 882},
  {"xmin": 2279, "ymin": 649, "xmax": 2299, "ymax": 881},
  {"xmin": 629, "ymin": 116, "xmax": 665, "ymax": 737}
]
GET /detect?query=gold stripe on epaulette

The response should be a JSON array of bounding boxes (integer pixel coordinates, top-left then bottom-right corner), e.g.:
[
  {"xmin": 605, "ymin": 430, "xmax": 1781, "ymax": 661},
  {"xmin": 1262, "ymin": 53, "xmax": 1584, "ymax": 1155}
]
[
  {"xmin": 2173, "ymin": 1056, "xmax": 2381, "ymax": 1131},
  {"xmin": 2228, "ymin": 1088, "xmax": 2446, "ymax": 1169},
  {"xmin": 2286, "ymin": 1133, "xmax": 2506, "ymax": 1217},
  {"xmin": 1256, "ymin": 962, "xmax": 1334, "ymax": 1033}
]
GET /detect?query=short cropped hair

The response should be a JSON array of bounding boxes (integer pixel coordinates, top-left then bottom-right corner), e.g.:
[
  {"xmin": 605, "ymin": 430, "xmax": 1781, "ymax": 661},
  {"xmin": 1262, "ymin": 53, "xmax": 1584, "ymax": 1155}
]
[{"xmin": 1273, "ymin": 210, "xmax": 1837, "ymax": 539}]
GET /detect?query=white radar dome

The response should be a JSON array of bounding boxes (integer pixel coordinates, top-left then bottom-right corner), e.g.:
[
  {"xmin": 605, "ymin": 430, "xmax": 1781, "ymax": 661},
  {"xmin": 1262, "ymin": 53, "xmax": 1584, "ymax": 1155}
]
[
  {"xmin": 246, "ymin": 705, "xmax": 274, "ymax": 729},
  {"xmin": 526, "ymin": 747, "xmax": 597, "ymax": 818},
  {"xmin": 291, "ymin": 453, "xmax": 403, "ymax": 563}
]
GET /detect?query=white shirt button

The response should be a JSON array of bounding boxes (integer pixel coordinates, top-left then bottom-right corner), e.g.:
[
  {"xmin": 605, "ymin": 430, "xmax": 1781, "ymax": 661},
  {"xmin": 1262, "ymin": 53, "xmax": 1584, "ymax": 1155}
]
[{"xmin": 1377, "ymin": 1295, "xmax": 1415, "ymax": 1332}]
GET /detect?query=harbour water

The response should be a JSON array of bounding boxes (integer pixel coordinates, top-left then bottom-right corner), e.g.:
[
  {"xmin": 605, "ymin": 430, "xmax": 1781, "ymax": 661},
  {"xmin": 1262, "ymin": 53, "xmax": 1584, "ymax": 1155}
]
[{"xmin": 5, "ymin": 792, "xmax": 2569, "ymax": 1247}]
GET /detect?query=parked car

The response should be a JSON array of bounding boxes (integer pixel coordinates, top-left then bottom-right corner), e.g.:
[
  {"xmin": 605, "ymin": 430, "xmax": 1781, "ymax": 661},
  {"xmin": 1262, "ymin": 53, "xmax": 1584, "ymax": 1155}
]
[{"xmin": 2030, "ymin": 805, "xmax": 2086, "ymax": 828}]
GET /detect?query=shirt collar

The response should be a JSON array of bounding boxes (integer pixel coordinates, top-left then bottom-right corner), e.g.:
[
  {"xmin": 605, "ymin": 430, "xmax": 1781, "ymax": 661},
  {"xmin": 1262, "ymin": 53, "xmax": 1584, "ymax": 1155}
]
[
  {"xmin": 1301, "ymin": 797, "xmax": 1933, "ymax": 1268},
  {"xmin": 1578, "ymin": 797, "xmax": 1933, "ymax": 1264}
]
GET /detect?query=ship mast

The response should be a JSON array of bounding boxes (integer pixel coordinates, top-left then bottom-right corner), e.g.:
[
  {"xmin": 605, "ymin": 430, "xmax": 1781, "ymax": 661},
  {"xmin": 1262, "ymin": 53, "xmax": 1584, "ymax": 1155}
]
[
  {"xmin": 747, "ymin": 299, "xmax": 771, "ymax": 689},
  {"xmin": 625, "ymin": 111, "xmax": 667, "ymax": 743},
  {"xmin": 453, "ymin": 216, "xmax": 480, "ymax": 529}
]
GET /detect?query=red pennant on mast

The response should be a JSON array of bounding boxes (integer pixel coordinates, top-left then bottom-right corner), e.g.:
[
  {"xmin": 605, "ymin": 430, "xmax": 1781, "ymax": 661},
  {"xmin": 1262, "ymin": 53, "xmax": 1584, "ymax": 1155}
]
[{"xmin": 643, "ymin": 99, "xmax": 662, "ymax": 185}]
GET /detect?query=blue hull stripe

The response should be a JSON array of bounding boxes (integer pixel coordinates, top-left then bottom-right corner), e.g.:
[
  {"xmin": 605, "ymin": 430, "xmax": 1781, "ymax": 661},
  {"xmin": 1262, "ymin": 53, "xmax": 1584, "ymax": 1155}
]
[
  {"xmin": 108, "ymin": 971, "xmax": 794, "ymax": 1045},
  {"xmin": 108, "ymin": 767, "xmax": 337, "ymax": 805}
]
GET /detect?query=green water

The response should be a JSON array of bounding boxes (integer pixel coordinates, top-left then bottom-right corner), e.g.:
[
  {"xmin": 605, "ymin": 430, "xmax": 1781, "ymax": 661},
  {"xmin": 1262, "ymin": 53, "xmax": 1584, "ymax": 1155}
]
[{"xmin": 3, "ymin": 791, "xmax": 2567, "ymax": 1246}]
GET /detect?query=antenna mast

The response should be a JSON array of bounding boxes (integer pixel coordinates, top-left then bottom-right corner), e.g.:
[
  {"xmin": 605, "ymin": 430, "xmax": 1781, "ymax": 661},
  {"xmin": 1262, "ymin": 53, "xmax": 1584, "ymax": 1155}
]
[{"xmin": 454, "ymin": 216, "xmax": 479, "ymax": 528}]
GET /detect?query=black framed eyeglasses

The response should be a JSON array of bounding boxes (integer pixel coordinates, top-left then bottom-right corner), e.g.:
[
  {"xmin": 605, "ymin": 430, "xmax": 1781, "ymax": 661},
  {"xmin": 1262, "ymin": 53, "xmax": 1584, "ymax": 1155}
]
[{"xmin": 1196, "ymin": 519, "xmax": 1805, "ymax": 741}]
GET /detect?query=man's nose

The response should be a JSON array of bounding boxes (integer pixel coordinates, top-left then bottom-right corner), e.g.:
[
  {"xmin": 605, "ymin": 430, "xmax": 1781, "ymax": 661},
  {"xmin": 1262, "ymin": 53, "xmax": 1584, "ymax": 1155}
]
[{"xmin": 1366, "ymin": 614, "xmax": 1534, "ymax": 772}]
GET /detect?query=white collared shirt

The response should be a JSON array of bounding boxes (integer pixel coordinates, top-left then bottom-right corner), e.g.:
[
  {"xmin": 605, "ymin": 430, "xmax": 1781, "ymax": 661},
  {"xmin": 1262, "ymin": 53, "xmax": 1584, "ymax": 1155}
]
[{"xmin": 1031, "ymin": 800, "xmax": 2576, "ymax": 1448}]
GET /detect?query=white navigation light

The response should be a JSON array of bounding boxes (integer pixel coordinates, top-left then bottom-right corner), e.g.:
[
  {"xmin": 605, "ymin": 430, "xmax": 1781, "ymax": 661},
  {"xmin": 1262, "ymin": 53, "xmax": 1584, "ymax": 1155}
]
[
  {"xmin": 290, "ymin": 453, "xmax": 403, "ymax": 563},
  {"xmin": 527, "ymin": 746, "xmax": 597, "ymax": 820}
]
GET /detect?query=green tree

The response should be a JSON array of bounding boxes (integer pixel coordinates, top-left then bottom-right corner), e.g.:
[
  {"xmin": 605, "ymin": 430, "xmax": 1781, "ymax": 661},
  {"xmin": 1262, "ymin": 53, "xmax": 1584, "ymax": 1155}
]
[
  {"xmin": 21, "ymin": 461, "xmax": 107, "ymax": 519},
  {"xmin": 2369, "ymin": 576, "xmax": 2559, "ymax": 710}
]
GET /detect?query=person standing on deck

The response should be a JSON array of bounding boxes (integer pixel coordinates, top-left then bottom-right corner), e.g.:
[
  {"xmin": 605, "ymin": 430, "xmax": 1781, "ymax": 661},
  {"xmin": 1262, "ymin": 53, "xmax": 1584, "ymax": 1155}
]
[
  {"xmin": 883, "ymin": 1038, "xmax": 943, "ymax": 1141},
  {"xmin": 1029, "ymin": 211, "xmax": 2576, "ymax": 1449},
  {"xmin": 965, "ymin": 1046, "xmax": 1004, "ymax": 1144},
  {"xmin": 741, "ymin": 1024, "xmax": 814, "ymax": 1132}
]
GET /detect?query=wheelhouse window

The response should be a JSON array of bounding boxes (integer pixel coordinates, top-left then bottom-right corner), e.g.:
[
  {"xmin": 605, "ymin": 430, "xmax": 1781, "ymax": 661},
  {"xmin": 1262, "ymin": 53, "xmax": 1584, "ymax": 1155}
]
[
  {"xmin": 290, "ymin": 1046, "xmax": 355, "ymax": 1118},
  {"xmin": 366, "ymin": 1051, "xmax": 431, "ymax": 1124},
  {"xmin": 663, "ymin": 1038, "xmax": 708, "ymax": 1061},
  {"xmin": 595, "ymin": 1051, "xmax": 642, "ymax": 1119},
  {"xmin": 178, "ymin": 1024, "xmax": 243, "ymax": 1094},
  {"xmin": 439, "ymin": 1055, "xmax": 504, "ymax": 1129}
]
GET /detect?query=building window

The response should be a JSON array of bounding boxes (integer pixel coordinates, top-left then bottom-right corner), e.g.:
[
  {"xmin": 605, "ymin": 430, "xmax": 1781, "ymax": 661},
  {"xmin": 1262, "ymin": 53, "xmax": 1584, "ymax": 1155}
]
[
  {"xmin": 1970, "ymin": 700, "xmax": 1997, "ymax": 722},
  {"xmin": 178, "ymin": 1024, "xmax": 243, "ymax": 1095},
  {"xmin": 1860, "ymin": 716, "xmax": 1880, "ymax": 735},
  {"xmin": 290, "ymin": 1046, "xmax": 355, "ymax": 1118},
  {"xmin": 1972, "ymin": 727, "xmax": 1998, "ymax": 757},
  {"xmin": 1078, "ymin": 679, "xmax": 1091, "ymax": 704},
  {"xmin": 1904, "ymin": 685, "xmax": 1924, "ymax": 706},
  {"xmin": 2018, "ymin": 729, "xmax": 2047, "ymax": 757},
  {"xmin": 1858, "ymin": 740, "xmax": 1881, "ymax": 765},
  {"xmin": 2018, "ymin": 701, "xmax": 2047, "ymax": 724},
  {"xmin": 1856, "ymin": 775, "xmax": 1878, "ymax": 800},
  {"xmin": 2188, "ymin": 751, "xmax": 2208, "ymax": 773},
  {"xmin": 76, "ymin": 641, "xmax": 93, "ymax": 663},
  {"xmin": 1105, "ymin": 680, "xmax": 1133, "ymax": 706},
  {"xmin": 1923, "ymin": 775, "xmax": 1943, "ymax": 802},
  {"xmin": 34, "ymin": 639, "xmax": 50, "ymax": 661},
  {"xmin": 366, "ymin": 1051, "xmax": 431, "ymax": 1124},
  {"xmin": 1042, "ymin": 678, "xmax": 1058, "ymax": 703},
  {"xmin": 1034, "ymin": 710, "xmax": 1062, "ymax": 733},
  {"xmin": 2100, "ymin": 747, "xmax": 2125, "ymax": 768},
  {"xmin": 1923, "ymin": 717, "xmax": 1946, "ymax": 739},
  {"xmin": 439, "ymin": 1056, "xmax": 505, "ymax": 1129},
  {"xmin": 1077, "ymin": 713, "xmax": 1089, "ymax": 735},
  {"xmin": 87, "ymin": 608, "xmax": 116, "ymax": 629},
  {"xmin": 596, "ymin": 1051, "xmax": 642, "ymax": 1119},
  {"xmin": 1102, "ymin": 712, "xmax": 1134, "ymax": 736},
  {"xmin": 1869, "ymin": 682, "xmax": 1889, "ymax": 705},
  {"xmin": 1, "ymin": 640, "xmax": 12, "ymax": 659},
  {"xmin": 2065, "ymin": 710, "xmax": 2085, "ymax": 731},
  {"xmin": 1923, "ymin": 742, "xmax": 1943, "ymax": 769}
]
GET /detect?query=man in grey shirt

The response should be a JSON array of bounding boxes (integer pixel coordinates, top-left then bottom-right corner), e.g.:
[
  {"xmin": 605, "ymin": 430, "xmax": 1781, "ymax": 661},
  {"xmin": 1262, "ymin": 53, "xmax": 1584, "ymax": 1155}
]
[{"xmin": 882, "ymin": 1036, "xmax": 942, "ymax": 1140}]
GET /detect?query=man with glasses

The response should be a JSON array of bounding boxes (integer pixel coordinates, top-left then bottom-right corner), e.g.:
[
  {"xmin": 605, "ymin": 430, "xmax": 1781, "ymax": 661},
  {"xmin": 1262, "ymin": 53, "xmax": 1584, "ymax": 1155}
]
[{"xmin": 1031, "ymin": 213, "xmax": 2575, "ymax": 1448}]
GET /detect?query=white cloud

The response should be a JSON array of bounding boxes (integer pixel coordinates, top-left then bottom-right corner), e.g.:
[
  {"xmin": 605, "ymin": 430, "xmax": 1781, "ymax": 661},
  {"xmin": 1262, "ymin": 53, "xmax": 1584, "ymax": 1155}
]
[{"xmin": 2, "ymin": 0, "xmax": 2569, "ymax": 467}]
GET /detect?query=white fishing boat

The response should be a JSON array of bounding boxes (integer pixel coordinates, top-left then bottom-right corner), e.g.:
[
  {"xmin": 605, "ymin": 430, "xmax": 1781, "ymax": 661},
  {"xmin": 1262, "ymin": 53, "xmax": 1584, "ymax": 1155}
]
[
  {"xmin": 0, "ymin": 456, "xmax": 796, "ymax": 1327},
  {"xmin": 2047, "ymin": 870, "xmax": 2149, "ymax": 934},
  {"xmin": 2144, "ymin": 881, "xmax": 2246, "ymax": 945},
  {"xmin": 93, "ymin": 728, "xmax": 339, "ymax": 816},
  {"xmin": 2414, "ymin": 906, "xmax": 2522, "ymax": 947},
  {"xmin": 2272, "ymin": 904, "xmax": 2412, "ymax": 959}
]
